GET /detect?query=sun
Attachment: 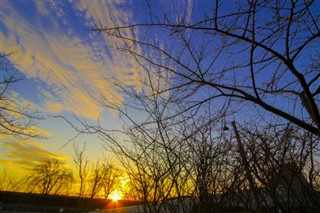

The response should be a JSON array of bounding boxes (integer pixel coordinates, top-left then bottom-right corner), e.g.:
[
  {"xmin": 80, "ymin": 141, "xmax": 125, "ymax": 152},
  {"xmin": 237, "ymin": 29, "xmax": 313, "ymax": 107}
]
[{"xmin": 109, "ymin": 190, "xmax": 122, "ymax": 202}]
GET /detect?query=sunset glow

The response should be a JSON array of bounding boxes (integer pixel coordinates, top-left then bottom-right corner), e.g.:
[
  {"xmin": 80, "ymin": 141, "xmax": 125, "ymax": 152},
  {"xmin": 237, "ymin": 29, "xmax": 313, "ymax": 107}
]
[
  {"xmin": 109, "ymin": 190, "xmax": 122, "ymax": 202},
  {"xmin": 1, "ymin": 1, "xmax": 319, "ymax": 212}
]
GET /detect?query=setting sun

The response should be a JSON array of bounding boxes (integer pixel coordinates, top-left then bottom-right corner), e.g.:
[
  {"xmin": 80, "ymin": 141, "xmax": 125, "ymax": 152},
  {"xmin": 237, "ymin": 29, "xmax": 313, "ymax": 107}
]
[{"xmin": 109, "ymin": 190, "xmax": 122, "ymax": 202}]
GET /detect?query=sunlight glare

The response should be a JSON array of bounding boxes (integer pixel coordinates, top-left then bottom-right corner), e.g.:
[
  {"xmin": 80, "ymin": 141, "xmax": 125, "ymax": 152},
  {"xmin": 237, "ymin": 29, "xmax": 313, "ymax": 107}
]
[{"xmin": 109, "ymin": 191, "xmax": 122, "ymax": 202}]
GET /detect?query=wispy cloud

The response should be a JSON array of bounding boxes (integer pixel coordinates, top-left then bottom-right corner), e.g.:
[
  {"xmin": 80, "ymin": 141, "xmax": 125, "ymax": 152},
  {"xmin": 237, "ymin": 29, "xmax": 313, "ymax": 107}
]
[
  {"xmin": 1, "ymin": 137, "xmax": 68, "ymax": 169},
  {"xmin": 0, "ymin": 136, "xmax": 68, "ymax": 169},
  {"xmin": 1, "ymin": 1, "xmax": 142, "ymax": 120}
]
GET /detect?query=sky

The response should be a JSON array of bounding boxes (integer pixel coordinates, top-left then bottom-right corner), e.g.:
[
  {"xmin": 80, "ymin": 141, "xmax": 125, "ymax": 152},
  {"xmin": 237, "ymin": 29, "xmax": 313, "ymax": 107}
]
[
  {"xmin": 2, "ymin": 0, "xmax": 317, "ymax": 178},
  {"xmin": 0, "ymin": 0, "xmax": 194, "ymax": 174}
]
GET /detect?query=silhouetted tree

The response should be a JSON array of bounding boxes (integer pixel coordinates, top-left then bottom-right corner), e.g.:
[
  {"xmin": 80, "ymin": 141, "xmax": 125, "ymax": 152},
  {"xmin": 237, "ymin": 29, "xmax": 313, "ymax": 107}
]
[
  {"xmin": 101, "ymin": 162, "xmax": 121, "ymax": 200},
  {"xmin": 27, "ymin": 158, "xmax": 73, "ymax": 195},
  {"xmin": 61, "ymin": 1, "xmax": 320, "ymax": 212},
  {"xmin": 0, "ymin": 169, "xmax": 23, "ymax": 192},
  {"xmin": 94, "ymin": 0, "xmax": 320, "ymax": 137},
  {"xmin": 88, "ymin": 160, "xmax": 121, "ymax": 199},
  {"xmin": 0, "ymin": 51, "xmax": 43, "ymax": 139},
  {"xmin": 73, "ymin": 142, "xmax": 89, "ymax": 198}
]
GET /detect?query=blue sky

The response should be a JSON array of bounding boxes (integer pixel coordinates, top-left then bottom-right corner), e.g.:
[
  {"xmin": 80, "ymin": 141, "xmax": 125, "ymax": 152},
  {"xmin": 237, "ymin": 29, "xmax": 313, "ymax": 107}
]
[
  {"xmin": 2, "ymin": 0, "xmax": 195, "ymax": 171},
  {"xmin": 2, "ymin": 0, "xmax": 317, "ymax": 175}
]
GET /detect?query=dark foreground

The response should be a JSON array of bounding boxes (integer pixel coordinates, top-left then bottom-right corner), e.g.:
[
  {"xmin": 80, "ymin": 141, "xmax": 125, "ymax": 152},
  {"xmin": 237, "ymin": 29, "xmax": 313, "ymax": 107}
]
[{"xmin": 0, "ymin": 191, "xmax": 140, "ymax": 213}]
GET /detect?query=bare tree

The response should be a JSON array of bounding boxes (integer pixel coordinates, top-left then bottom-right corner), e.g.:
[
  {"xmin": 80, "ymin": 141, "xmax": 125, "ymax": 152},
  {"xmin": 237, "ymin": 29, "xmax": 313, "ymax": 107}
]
[
  {"xmin": 233, "ymin": 123, "xmax": 320, "ymax": 212},
  {"xmin": 88, "ymin": 159, "xmax": 121, "ymax": 199},
  {"xmin": 93, "ymin": 0, "xmax": 320, "ymax": 137},
  {"xmin": 73, "ymin": 142, "xmax": 89, "ymax": 198},
  {"xmin": 63, "ymin": 62, "xmax": 245, "ymax": 212},
  {"xmin": 88, "ymin": 69, "xmax": 197, "ymax": 212},
  {"xmin": 59, "ymin": 2, "xmax": 320, "ymax": 212},
  {"xmin": 101, "ymin": 162, "xmax": 121, "ymax": 200},
  {"xmin": 0, "ymin": 51, "xmax": 43, "ymax": 139},
  {"xmin": 27, "ymin": 158, "xmax": 73, "ymax": 195},
  {"xmin": 0, "ymin": 169, "xmax": 23, "ymax": 192},
  {"xmin": 88, "ymin": 159, "xmax": 104, "ymax": 199},
  {"xmin": 181, "ymin": 117, "xmax": 239, "ymax": 213}
]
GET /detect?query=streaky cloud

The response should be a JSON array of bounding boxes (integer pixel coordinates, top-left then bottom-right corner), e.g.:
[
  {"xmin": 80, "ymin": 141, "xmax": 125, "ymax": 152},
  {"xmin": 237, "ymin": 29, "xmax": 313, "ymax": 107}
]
[
  {"xmin": 2, "ymin": 137, "xmax": 69, "ymax": 170},
  {"xmin": 2, "ymin": 1, "xmax": 144, "ymax": 120}
]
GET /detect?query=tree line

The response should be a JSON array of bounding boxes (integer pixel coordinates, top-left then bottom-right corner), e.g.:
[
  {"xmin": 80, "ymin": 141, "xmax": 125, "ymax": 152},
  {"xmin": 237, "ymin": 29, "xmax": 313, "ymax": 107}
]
[{"xmin": 0, "ymin": 144, "xmax": 121, "ymax": 200}]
